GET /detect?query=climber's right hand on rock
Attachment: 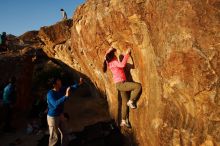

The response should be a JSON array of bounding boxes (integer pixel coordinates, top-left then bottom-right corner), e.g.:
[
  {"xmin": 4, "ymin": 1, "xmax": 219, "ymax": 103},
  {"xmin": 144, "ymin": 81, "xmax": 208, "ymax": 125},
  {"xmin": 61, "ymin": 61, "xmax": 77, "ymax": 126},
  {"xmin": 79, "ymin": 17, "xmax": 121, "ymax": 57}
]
[{"xmin": 65, "ymin": 87, "xmax": 71, "ymax": 97}]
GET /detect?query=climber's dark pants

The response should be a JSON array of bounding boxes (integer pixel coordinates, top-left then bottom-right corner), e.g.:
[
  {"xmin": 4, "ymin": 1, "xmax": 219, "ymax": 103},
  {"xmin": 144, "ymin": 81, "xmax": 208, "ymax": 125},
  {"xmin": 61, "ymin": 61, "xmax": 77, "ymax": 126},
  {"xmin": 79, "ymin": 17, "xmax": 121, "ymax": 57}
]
[{"xmin": 116, "ymin": 81, "xmax": 142, "ymax": 120}]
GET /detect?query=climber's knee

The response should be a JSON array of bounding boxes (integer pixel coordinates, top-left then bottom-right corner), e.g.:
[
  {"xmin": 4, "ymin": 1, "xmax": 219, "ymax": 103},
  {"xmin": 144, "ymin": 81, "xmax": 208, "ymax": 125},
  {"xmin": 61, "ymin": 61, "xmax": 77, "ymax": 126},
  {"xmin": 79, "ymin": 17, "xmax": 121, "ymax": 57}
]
[{"xmin": 136, "ymin": 83, "xmax": 142, "ymax": 92}]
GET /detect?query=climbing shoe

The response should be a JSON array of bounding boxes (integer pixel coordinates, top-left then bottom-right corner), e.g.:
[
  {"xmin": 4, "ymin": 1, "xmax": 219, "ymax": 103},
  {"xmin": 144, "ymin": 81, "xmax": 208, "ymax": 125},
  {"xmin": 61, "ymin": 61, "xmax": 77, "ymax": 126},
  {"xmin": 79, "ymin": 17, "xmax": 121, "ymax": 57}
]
[
  {"xmin": 120, "ymin": 120, "xmax": 131, "ymax": 128},
  {"xmin": 127, "ymin": 100, "xmax": 137, "ymax": 109}
]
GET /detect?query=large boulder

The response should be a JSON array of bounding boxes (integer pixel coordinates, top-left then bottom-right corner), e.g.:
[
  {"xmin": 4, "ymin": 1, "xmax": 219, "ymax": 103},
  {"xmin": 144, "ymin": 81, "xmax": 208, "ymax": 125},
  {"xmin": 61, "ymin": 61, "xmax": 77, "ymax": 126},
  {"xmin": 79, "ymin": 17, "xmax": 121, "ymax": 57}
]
[
  {"xmin": 18, "ymin": 31, "xmax": 40, "ymax": 44},
  {"xmin": 70, "ymin": 0, "xmax": 220, "ymax": 146},
  {"xmin": 39, "ymin": 0, "xmax": 220, "ymax": 145}
]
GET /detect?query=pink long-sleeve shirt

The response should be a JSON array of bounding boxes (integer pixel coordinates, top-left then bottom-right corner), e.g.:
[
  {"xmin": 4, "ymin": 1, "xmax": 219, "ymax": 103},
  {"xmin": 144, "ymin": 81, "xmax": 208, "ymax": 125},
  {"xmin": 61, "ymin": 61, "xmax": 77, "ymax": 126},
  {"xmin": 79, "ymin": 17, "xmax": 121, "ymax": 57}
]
[{"xmin": 108, "ymin": 54, "xmax": 129, "ymax": 83}]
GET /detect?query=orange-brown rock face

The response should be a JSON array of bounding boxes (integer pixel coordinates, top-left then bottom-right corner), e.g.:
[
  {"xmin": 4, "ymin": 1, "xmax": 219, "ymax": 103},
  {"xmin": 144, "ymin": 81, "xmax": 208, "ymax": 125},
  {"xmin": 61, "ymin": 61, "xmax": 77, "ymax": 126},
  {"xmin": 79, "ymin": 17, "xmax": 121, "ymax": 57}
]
[
  {"xmin": 39, "ymin": 20, "xmax": 75, "ymax": 69},
  {"xmin": 40, "ymin": 0, "xmax": 220, "ymax": 145}
]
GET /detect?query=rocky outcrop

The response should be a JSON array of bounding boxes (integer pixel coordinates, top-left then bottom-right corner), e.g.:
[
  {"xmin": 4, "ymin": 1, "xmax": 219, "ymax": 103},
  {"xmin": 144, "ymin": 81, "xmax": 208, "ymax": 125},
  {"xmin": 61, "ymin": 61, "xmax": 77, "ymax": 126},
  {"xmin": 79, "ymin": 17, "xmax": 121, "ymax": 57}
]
[
  {"xmin": 18, "ymin": 31, "xmax": 40, "ymax": 44},
  {"xmin": 39, "ymin": 20, "xmax": 72, "ymax": 48},
  {"xmin": 36, "ymin": 0, "xmax": 220, "ymax": 145},
  {"xmin": 38, "ymin": 20, "xmax": 76, "ymax": 71}
]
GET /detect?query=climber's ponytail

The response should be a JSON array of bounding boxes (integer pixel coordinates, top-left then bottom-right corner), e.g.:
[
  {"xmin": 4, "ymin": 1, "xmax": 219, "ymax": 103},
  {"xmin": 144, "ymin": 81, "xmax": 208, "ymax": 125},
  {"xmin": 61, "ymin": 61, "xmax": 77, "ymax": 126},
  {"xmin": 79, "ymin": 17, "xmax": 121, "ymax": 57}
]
[{"xmin": 103, "ymin": 61, "xmax": 107, "ymax": 73}]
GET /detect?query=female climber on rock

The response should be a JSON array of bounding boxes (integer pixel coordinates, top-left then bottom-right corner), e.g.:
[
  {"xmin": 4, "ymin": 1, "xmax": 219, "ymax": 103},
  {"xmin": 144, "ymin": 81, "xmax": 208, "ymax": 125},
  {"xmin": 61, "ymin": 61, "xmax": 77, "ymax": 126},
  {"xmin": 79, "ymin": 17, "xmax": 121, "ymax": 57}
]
[{"xmin": 103, "ymin": 47, "xmax": 142, "ymax": 128}]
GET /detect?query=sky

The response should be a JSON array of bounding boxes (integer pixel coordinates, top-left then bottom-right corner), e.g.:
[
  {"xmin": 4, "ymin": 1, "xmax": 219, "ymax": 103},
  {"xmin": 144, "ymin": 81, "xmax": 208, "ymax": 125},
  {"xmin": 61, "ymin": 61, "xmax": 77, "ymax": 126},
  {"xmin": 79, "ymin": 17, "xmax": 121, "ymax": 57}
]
[{"xmin": 0, "ymin": 0, "xmax": 85, "ymax": 36}]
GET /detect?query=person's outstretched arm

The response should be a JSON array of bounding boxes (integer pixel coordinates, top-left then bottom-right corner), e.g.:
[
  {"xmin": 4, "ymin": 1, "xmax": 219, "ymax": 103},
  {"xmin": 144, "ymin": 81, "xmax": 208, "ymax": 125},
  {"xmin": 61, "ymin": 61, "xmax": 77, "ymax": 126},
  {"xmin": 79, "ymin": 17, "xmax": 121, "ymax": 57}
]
[
  {"xmin": 47, "ymin": 91, "xmax": 68, "ymax": 107},
  {"xmin": 69, "ymin": 78, "xmax": 84, "ymax": 91},
  {"xmin": 70, "ymin": 81, "xmax": 79, "ymax": 90}
]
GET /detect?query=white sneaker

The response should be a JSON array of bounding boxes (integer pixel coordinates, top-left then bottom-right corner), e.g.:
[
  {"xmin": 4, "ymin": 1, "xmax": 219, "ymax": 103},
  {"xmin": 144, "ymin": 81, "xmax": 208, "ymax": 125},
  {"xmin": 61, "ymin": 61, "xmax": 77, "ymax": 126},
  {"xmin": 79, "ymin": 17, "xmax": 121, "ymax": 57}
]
[
  {"xmin": 120, "ymin": 120, "xmax": 131, "ymax": 128},
  {"xmin": 127, "ymin": 100, "xmax": 137, "ymax": 109}
]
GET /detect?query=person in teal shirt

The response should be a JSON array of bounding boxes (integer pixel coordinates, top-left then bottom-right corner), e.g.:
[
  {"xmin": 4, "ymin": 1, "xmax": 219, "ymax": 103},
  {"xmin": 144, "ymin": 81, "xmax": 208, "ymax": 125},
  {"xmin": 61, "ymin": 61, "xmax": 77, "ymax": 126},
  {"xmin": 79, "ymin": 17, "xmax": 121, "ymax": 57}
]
[{"xmin": 2, "ymin": 77, "xmax": 16, "ymax": 132}]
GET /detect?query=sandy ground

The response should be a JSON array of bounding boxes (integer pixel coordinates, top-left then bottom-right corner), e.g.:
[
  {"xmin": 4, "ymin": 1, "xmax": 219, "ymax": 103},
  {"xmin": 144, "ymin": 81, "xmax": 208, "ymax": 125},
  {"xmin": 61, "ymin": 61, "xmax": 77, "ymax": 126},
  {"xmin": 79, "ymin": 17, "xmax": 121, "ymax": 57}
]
[{"xmin": 0, "ymin": 95, "xmax": 110, "ymax": 146}]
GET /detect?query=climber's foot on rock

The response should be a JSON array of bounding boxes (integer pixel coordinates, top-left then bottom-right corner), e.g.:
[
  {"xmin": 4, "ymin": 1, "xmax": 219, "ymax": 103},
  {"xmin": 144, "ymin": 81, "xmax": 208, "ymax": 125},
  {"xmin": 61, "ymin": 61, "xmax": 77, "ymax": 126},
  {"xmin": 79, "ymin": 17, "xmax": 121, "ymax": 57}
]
[
  {"xmin": 127, "ymin": 100, "xmax": 137, "ymax": 109},
  {"xmin": 120, "ymin": 120, "xmax": 131, "ymax": 128}
]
